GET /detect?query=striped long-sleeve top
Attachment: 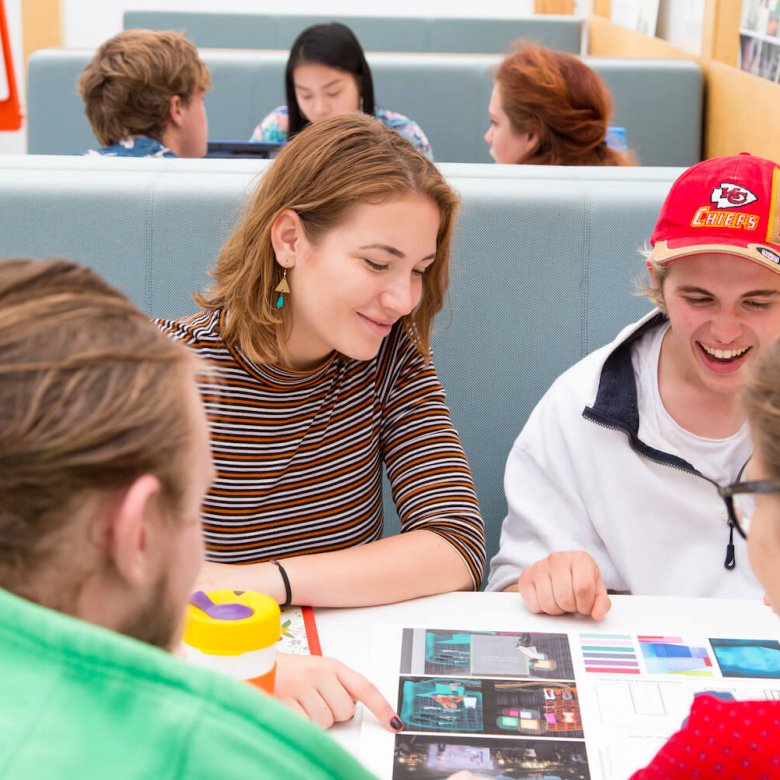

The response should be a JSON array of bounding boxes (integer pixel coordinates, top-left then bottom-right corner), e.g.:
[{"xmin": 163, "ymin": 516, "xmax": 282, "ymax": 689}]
[{"xmin": 158, "ymin": 309, "xmax": 486, "ymax": 588}]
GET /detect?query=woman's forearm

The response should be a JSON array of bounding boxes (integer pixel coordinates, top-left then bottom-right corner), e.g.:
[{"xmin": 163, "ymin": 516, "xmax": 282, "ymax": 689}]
[{"xmin": 196, "ymin": 529, "xmax": 474, "ymax": 607}]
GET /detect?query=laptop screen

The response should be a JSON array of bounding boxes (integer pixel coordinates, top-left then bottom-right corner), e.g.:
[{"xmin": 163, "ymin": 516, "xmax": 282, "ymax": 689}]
[{"xmin": 206, "ymin": 140, "xmax": 285, "ymax": 159}]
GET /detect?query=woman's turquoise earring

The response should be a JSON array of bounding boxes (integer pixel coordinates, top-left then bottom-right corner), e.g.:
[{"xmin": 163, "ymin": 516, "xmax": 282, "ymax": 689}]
[{"xmin": 275, "ymin": 269, "xmax": 290, "ymax": 309}]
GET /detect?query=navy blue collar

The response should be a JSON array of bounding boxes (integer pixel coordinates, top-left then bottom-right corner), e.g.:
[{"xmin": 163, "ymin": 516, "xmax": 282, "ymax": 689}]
[{"xmin": 582, "ymin": 312, "xmax": 702, "ymax": 475}]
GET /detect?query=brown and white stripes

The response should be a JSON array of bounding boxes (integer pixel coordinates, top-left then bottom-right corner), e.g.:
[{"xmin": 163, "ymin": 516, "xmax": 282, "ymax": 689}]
[{"xmin": 158, "ymin": 309, "xmax": 485, "ymax": 587}]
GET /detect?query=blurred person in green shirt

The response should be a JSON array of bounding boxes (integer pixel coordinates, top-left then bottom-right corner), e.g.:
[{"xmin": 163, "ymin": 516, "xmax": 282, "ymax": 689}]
[{"xmin": 0, "ymin": 258, "xmax": 373, "ymax": 780}]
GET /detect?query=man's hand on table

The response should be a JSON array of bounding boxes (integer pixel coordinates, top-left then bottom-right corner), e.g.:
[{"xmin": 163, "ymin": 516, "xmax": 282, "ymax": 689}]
[
  {"xmin": 514, "ymin": 550, "xmax": 611, "ymax": 620},
  {"xmin": 275, "ymin": 652, "xmax": 404, "ymax": 732}
]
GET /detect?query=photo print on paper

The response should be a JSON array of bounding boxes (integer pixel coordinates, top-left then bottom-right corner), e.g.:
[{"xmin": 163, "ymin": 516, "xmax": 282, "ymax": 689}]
[
  {"xmin": 399, "ymin": 628, "xmax": 575, "ymax": 679},
  {"xmin": 392, "ymin": 734, "xmax": 590, "ymax": 780},
  {"xmin": 709, "ymin": 638, "xmax": 780, "ymax": 679},
  {"xmin": 637, "ymin": 635, "xmax": 714, "ymax": 676},
  {"xmin": 398, "ymin": 677, "xmax": 584, "ymax": 738}
]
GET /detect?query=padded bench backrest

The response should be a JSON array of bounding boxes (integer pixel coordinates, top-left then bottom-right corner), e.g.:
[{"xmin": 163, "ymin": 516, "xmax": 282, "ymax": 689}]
[
  {"xmin": 123, "ymin": 11, "xmax": 583, "ymax": 54},
  {"xmin": 0, "ymin": 158, "xmax": 675, "ymax": 575},
  {"xmin": 27, "ymin": 49, "xmax": 702, "ymax": 166}
]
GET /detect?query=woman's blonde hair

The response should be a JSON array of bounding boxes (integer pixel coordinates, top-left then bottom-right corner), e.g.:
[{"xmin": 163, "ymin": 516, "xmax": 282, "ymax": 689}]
[
  {"xmin": 742, "ymin": 338, "xmax": 780, "ymax": 482},
  {"xmin": 195, "ymin": 112, "xmax": 459, "ymax": 364}
]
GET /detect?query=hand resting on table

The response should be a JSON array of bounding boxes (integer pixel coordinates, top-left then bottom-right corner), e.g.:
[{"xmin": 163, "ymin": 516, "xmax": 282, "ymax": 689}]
[{"xmin": 513, "ymin": 550, "xmax": 611, "ymax": 620}]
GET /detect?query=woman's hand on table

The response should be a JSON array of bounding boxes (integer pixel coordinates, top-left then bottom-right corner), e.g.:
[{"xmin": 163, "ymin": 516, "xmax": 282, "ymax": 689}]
[
  {"xmin": 516, "ymin": 550, "xmax": 611, "ymax": 620},
  {"xmin": 274, "ymin": 652, "xmax": 404, "ymax": 732}
]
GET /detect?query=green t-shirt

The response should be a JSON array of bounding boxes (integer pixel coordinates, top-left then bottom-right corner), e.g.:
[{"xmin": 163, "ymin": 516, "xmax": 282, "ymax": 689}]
[{"xmin": 0, "ymin": 587, "xmax": 375, "ymax": 779}]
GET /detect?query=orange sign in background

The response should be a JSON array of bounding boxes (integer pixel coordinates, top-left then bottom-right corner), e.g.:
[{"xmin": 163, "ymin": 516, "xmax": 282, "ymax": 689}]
[{"xmin": 0, "ymin": 0, "xmax": 22, "ymax": 130}]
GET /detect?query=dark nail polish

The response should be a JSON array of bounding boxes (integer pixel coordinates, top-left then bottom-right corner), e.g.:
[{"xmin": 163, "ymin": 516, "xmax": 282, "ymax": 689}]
[{"xmin": 391, "ymin": 717, "xmax": 404, "ymax": 731}]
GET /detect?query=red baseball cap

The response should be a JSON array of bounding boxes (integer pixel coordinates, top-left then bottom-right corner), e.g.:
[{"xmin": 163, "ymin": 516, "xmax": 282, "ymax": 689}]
[{"xmin": 650, "ymin": 152, "xmax": 780, "ymax": 274}]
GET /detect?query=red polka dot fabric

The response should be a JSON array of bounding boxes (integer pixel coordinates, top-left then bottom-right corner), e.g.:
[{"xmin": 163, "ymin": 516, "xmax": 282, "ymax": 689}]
[{"xmin": 630, "ymin": 695, "xmax": 780, "ymax": 779}]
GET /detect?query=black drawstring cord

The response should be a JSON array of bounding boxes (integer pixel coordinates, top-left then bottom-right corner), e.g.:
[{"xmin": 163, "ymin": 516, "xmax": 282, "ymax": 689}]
[{"xmin": 724, "ymin": 518, "xmax": 736, "ymax": 570}]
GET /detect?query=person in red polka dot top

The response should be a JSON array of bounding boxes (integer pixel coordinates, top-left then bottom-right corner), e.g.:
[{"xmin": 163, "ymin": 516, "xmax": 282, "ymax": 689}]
[{"xmin": 631, "ymin": 336, "xmax": 780, "ymax": 779}]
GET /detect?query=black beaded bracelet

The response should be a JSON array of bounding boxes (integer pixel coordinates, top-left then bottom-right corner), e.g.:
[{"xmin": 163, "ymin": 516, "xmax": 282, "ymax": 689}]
[{"xmin": 271, "ymin": 559, "xmax": 292, "ymax": 608}]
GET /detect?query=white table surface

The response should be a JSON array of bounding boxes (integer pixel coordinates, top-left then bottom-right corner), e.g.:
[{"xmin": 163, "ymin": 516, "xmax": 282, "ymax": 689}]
[{"xmin": 313, "ymin": 591, "xmax": 779, "ymax": 759}]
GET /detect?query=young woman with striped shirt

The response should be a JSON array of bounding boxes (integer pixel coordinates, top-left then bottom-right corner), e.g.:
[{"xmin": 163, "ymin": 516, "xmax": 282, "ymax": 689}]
[{"xmin": 159, "ymin": 113, "xmax": 486, "ymax": 727}]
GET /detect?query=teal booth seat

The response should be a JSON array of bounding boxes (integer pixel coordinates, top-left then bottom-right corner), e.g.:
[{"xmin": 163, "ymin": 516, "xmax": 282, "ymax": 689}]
[
  {"xmin": 0, "ymin": 158, "xmax": 676, "ymax": 579},
  {"xmin": 122, "ymin": 11, "xmax": 583, "ymax": 55},
  {"xmin": 27, "ymin": 48, "xmax": 702, "ymax": 166}
]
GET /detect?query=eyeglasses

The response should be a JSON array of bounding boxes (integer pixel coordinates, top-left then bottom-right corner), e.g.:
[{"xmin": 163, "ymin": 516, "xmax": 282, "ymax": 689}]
[{"xmin": 718, "ymin": 480, "xmax": 780, "ymax": 539}]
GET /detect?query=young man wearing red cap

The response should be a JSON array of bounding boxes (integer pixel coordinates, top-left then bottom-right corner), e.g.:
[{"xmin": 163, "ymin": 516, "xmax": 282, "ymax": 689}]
[{"xmin": 487, "ymin": 153, "xmax": 780, "ymax": 618}]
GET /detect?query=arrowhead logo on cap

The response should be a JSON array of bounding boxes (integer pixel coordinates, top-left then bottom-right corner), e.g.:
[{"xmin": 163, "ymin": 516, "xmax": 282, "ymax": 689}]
[
  {"xmin": 710, "ymin": 183, "xmax": 758, "ymax": 209},
  {"xmin": 650, "ymin": 154, "xmax": 780, "ymax": 273}
]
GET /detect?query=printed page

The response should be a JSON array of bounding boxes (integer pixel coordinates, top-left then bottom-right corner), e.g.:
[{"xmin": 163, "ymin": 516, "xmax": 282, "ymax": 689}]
[{"xmin": 360, "ymin": 625, "xmax": 780, "ymax": 779}]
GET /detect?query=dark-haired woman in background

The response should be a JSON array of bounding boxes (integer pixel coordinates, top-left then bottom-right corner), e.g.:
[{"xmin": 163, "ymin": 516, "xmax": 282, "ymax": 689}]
[
  {"xmin": 485, "ymin": 42, "xmax": 635, "ymax": 166},
  {"xmin": 250, "ymin": 22, "xmax": 433, "ymax": 158}
]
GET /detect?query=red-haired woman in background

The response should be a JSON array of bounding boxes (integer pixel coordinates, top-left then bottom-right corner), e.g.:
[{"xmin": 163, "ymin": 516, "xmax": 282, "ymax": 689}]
[{"xmin": 485, "ymin": 42, "xmax": 635, "ymax": 166}]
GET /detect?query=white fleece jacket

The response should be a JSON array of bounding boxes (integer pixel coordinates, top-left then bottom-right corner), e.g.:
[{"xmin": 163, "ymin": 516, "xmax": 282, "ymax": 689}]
[{"xmin": 487, "ymin": 311, "xmax": 761, "ymax": 599}]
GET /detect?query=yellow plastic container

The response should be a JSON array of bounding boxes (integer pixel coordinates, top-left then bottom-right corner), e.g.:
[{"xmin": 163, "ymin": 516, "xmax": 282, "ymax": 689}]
[{"xmin": 183, "ymin": 590, "xmax": 280, "ymax": 693}]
